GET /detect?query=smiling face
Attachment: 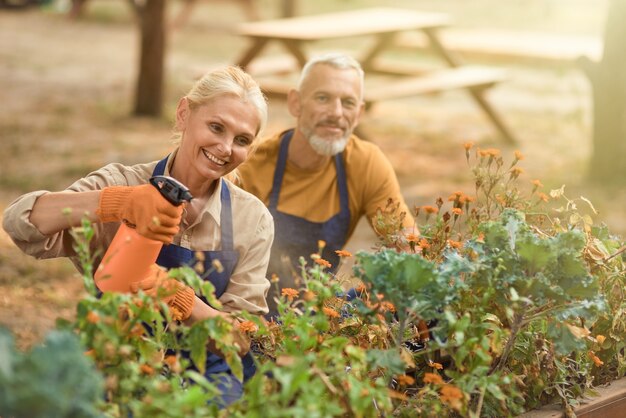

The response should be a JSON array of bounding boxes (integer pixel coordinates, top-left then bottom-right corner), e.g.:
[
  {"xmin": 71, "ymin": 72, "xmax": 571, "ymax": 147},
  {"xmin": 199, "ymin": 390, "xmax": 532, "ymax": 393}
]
[
  {"xmin": 174, "ymin": 94, "xmax": 260, "ymax": 186},
  {"xmin": 288, "ymin": 63, "xmax": 364, "ymax": 156}
]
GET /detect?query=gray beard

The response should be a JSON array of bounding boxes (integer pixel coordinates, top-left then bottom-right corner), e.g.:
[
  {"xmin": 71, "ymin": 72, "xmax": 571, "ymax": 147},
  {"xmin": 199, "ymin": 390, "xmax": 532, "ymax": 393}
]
[{"xmin": 307, "ymin": 133, "xmax": 349, "ymax": 156}]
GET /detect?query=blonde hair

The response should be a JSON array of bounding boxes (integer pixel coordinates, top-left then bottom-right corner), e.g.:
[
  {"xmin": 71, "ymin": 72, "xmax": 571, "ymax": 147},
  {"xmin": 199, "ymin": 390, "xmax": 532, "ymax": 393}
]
[{"xmin": 173, "ymin": 66, "xmax": 268, "ymax": 143}]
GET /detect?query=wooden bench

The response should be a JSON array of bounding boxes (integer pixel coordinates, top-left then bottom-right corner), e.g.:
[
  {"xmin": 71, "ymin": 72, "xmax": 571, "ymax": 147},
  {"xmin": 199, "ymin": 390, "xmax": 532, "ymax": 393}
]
[
  {"xmin": 256, "ymin": 64, "xmax": 506, "ymax": 107},
  {"xmin": 395, "ymin": 28, "xmax": 603, "ymax": 66}
]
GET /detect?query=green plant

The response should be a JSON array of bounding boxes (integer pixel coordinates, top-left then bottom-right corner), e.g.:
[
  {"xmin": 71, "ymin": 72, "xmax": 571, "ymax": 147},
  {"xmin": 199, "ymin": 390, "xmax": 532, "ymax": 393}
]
[{"xmin": 0, "ymin": 327, "xmax": 104, "ymax": 418}]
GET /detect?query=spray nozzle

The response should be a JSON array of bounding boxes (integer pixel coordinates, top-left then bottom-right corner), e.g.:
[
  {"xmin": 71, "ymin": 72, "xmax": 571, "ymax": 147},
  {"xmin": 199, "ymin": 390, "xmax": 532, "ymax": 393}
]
[{"xmin": 149, "ymin": 176, "xmax": 193, "ymax": 206}]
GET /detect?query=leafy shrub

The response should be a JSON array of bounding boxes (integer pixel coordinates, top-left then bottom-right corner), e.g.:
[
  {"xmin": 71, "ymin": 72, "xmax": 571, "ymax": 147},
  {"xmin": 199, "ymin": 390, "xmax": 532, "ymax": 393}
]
[{"xmin": 4, "ymin": 146, "xmax": 625, "ymax": 417}]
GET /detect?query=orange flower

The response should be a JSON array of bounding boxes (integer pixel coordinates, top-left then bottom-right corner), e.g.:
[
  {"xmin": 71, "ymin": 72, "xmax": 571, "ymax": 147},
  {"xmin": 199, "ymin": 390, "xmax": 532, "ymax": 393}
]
[
  {"xmin": 451, "ymin": 208, "xmax": 463, "ymax": 216},
  {"xmin": 322, "ymin": 307, "xmax": 340, "ymax": 318},
  {"xmin": 317, "ymin": 240, "xmax": 326, "ymax": 250},
  {"xmin": 532, "ymin": 179, "xmax": 544, "ymax": 188},
  {"xmin": 440, "ymin": 384, "xmax": 464, "ymax": 410},
  {"xmin": 281, "ymin": 288, "xmax": 299, "ymax": 300},
  {"xmin": 448, "ymin": 191, "xmax": 463, "ymax": 202},
  {"xmin": 537, "ymin": 192, "xmax": 549, "ymax": 202},
  {"xmin": 423, "ymin": 205, "xmax": 439, "ymax": 214},
  {"xmin": 84, "ymin": 349, "xmax": 96, "ymax": 358},
  {"xmin": 406, "ymin": 233, "xmax": 420, "ymax": 243},
  {"xmin": 140, "ymin": 364, "xmax": 155, "ymax": 376},
  {"xmin": 589, "ymin": 350, "xmax": 604, "ymax": 367},
  {"xmin": 270, "ymin": 273, "xmax": 280, "ymax": 283},
  {"xmin": 380, "ymin": 301, "xmax": 396, "ymax": 313},
  {"xmin": 396, "ymin": 374, "xmax": 415, "ymax": 386},
  {"xmin": 423, "ymin": 372, "xmax": 444, "ymax": 385},
  {"xmin": 238, "ymin": 320, "xmax": 258, "ymax": 333},
  {"xmin": 428, "ymin": 360, "xmax": 443, "ymax": 370},
  {"xmin": 510, "ymin": 167, "xmax": 525, "ymax": 179},
  {"xmin": 355, "ymin": 283, "xmax": 368, "ymax": 294},
  {"xmin": 86, "ymin": 311, "xmax": 100, "ymax": 324},
  {"xmin": 476, "ymin": 233, "xmax": 485, "ymax": 243},
  {"xmin": 314, "ymin": 258, "xmax": 332, "ymax": 268},
  {"xmin": 164, "ymin": 355, "xmax": 178, "ymax": 367},
  {"xmin": 463, "ymin": 142, "xmax": 474, "ymax": 151},
  {"xmin": 335, "ymin": 249, "xmax": 353, "ymax": 257},
  {"xmin": 514, "ymin": 150, "xmax": 524, "ymax": 161},
  {"xmin": 418, "ymin": 238, "xmax": 431, "ymax": 249},
  {"xmin": 596, "ymin": 335, "xmax": 606, "ymax": 345},
  {"xmin": 447, "ymin": 239, "xmax": 462, "ymax": 249}
]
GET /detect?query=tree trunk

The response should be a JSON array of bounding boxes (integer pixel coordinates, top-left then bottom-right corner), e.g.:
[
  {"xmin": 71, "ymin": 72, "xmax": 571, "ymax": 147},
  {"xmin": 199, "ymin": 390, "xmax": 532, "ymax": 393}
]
[
  {"xmin": 134, "ymin": 0, "xmax": 166, "ymax": 117},
  {"xmin": 585, "ymin": 0, "xmax": 626, "ymax": 184}
]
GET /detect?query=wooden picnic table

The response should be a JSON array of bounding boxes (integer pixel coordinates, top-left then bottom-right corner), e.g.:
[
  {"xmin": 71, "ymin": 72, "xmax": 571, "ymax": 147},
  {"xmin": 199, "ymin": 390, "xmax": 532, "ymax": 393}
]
[{"xmin": 234, "ymin": 7, "xmax": 517, "ymax": 144}]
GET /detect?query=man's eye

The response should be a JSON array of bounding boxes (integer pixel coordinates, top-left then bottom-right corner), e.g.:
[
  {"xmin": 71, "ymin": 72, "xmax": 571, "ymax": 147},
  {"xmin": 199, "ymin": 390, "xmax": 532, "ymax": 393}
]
[{"xmin": 316, "ymin": 95, "xmax": 328, "ymax": 102}]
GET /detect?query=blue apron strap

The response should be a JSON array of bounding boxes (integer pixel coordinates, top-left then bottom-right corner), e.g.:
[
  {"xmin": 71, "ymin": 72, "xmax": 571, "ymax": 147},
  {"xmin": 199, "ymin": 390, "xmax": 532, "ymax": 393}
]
[
  {"xmin": 334, "ymin": 153, "xmax": 350, "ymax": 216},
  {"xmin": 268, "ymin": 130, "xmax": 293, "ymax": 210},
  {"xmin": 153, "ymin": 155, "xmax": 168, "ymax": 176},
  {"xmin": 220, "ymin": 179, "xmax": 234, "ymax": 251}
]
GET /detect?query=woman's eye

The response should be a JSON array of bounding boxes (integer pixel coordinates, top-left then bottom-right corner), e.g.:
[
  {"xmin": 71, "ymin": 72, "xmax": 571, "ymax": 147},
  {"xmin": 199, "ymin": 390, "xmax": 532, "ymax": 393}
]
[
  {"xmin": 235, "ymin": 136, "xmax": 252, "ymax": 146},
  {"xmin": 209, "ymin": 123, "xmax": 223, "ymax": 133}
]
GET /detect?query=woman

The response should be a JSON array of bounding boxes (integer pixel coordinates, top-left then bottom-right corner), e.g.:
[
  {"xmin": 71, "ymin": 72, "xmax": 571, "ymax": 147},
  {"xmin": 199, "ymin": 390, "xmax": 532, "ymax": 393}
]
[{"xmin": 2, "ymin": 66, "xmax": 274, "ymax": 406}]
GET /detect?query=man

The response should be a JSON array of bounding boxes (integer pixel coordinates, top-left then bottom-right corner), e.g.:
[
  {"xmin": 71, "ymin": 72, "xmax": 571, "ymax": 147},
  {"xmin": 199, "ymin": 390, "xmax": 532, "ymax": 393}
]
[{"xmin": 238, "ymin": 53, "xmax": 415, "ymax": 315}]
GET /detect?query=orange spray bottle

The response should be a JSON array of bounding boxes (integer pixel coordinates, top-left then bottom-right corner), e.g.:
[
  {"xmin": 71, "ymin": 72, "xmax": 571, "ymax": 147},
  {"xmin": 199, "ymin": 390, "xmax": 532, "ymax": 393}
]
[{"xmin": 94, "ymin": 176, "xmax": 193, "ymax": 293}]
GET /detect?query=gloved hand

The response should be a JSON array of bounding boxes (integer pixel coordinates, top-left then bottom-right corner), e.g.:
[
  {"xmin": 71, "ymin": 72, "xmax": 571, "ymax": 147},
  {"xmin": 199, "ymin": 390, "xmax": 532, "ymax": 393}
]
[
  {"xmin": 131, "ymin": 265, "xmax": 196, "ymax": 321},
  {"xmin": 96, "ymin": 184, "xmax": 184, "ymax": 244}
]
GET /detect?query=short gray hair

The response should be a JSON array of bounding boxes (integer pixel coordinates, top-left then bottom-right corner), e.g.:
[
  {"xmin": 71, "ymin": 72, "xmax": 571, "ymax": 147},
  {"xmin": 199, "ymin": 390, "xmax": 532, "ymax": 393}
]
[{"xmin": 297, "ymin": 53, "xmax": 365, "ymax": 100}]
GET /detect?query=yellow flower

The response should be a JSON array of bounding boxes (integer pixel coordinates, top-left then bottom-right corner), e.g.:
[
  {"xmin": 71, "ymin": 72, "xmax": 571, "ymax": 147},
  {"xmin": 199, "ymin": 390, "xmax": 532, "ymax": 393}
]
[
  {"xmin": 212, "ymin": 259, "xmax": 224, "ymax": 273},
  {"xmin": 281, "ymin": 288, "xmax": 299, "ymax": 300},
  {"xmin": 317, "ymin": 240, "xmax": 326, "ymax": 250},
  {"xmin": 596, "ymin": 335, "xmax": 606, "ymax": 345},
  {"xmin": 396, "ymin": 374, "xmax": 415, "ymax": 386},
  {"xmin": 270, "ymin": 273, "xmax": 280, "ymax": 283},
  {"xmin": 423, "ymin": 372, "xmax": 444, "ymax": 385}
]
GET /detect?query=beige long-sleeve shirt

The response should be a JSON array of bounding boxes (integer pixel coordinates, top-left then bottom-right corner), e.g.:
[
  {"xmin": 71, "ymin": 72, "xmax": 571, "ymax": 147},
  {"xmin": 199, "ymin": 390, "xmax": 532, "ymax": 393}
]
[{"xmin": 2, "ymin": 152, "xmax": 274, "ymax": 315}]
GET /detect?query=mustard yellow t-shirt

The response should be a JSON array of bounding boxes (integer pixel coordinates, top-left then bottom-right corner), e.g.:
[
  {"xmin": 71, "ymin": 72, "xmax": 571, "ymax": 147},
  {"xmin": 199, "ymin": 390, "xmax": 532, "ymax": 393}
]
[{"xmin": 238, "ymin": 130, "xmax": 414, "ymax": 243}]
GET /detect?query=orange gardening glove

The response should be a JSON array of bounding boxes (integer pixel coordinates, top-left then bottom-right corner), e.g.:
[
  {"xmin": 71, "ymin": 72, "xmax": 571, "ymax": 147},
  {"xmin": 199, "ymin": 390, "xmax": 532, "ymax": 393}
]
[
  {"xmin": 96, "ymin": 184, "xmax": 184, "ymax": 244},
  {"xmin": 131, "ymin": 265, "xmax": 196, "ymax": 321}
]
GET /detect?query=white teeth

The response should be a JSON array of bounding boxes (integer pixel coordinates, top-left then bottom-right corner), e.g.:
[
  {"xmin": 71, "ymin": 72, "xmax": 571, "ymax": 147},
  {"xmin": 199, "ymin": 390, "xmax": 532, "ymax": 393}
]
[{"xmin": 203, "ymin": 149, "xmax": 227, "ymax": 166}]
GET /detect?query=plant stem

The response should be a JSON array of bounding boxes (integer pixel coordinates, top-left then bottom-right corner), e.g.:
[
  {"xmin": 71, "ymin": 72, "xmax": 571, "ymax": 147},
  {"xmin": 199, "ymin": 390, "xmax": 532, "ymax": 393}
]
[{"xmin": 489, "ymin": 308, "xmax": 525, "ymax": 375}]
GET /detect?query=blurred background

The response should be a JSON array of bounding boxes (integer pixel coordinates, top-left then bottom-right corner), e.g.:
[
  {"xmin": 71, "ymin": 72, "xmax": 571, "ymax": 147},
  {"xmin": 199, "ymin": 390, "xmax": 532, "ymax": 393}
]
[{"xmin": 1, "ymin": 0, "xmax": 622, "ymax": 348}]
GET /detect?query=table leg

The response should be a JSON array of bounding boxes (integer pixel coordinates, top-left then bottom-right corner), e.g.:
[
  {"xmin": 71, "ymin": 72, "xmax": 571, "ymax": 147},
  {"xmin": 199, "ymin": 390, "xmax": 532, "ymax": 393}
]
[
  {"xmin": 360, "ymin": 32, "xmax": 398, "ymax": 72},
  {"xmin": 424, "ymin": 28, "xmax": 518, "ymax": 144},
  {"xmin": 236, "ymin": 38, "xmax": 270, "ymax": 70},
  {"xmin": 279, "ymin": 40, "xmax": 308, "ymax": 67}
]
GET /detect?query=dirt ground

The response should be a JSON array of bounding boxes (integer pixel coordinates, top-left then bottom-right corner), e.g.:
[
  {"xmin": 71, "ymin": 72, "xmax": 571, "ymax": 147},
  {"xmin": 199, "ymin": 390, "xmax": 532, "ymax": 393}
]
[{"xmin": 1, "ymin": 2, "xmax": 623, "ymax": 349}]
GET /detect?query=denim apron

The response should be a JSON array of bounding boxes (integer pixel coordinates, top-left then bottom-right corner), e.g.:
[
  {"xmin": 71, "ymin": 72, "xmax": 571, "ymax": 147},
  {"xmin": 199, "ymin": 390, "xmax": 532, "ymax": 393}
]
[
  {"xmin": 153, "ymin": 157, "xmax": 255, "ymax": 407},
  {"xmin": 266, "ymin": 130, "xmax": 351, "ymax": 316}
]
